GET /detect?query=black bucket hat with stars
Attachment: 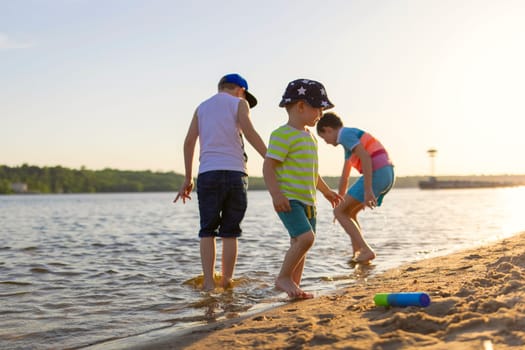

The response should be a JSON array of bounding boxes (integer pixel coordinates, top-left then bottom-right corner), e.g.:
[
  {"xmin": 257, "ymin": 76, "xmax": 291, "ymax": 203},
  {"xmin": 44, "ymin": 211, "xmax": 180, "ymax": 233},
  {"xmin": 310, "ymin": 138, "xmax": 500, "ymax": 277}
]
[{"xmin": 279, "ymin": 79, "xmax": 334, "ymax": 110}]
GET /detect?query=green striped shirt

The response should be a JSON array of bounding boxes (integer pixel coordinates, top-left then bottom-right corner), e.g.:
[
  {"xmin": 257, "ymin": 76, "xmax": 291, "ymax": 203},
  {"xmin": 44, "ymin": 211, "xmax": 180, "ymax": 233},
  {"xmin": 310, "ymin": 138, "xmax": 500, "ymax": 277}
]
[{"xmin": 266, "ymin": 125, "xmax": 318, "ymax": 206}]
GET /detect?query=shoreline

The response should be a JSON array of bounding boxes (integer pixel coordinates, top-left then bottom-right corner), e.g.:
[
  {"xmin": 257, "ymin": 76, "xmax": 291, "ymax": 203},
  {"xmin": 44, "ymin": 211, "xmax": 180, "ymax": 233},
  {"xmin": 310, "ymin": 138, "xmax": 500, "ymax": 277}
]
[{"xmin": 88, "ymin": 231, "xmax": 525, "ymax": 350}]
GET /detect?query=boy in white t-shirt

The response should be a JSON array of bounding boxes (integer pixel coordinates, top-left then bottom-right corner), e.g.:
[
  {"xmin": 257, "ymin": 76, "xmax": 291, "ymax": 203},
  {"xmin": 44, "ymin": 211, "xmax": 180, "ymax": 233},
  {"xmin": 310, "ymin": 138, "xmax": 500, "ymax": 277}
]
[{"xmin": 174, "ymin": 74, "xmax": 267, "ymax": 291}]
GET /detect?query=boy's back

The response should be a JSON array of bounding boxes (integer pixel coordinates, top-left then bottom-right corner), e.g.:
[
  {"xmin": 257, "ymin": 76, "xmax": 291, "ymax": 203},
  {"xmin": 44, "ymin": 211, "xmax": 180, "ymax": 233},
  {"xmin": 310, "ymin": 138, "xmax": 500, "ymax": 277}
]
[
  {"xmin": 197, "ymin": 92, "xmax": 246, "ymax": 174},
  {"xmin": 338, "ymin": 127, "xmax": 392, "ymax": 174}
]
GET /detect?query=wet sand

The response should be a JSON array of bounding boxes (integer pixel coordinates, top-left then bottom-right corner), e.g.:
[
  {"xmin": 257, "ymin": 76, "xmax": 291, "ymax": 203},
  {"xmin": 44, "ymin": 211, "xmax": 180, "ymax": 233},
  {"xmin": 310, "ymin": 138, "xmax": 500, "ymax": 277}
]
[{"xmin": 124, "ymin": 231, "xmax": 525, "ymax": 350}]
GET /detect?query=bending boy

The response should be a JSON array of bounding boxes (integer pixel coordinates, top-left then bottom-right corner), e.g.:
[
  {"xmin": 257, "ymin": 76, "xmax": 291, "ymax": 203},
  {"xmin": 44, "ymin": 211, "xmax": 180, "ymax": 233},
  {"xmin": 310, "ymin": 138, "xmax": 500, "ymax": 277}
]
[{"xmin": 317, "ymin": 112, "xmax": 395, "ymax": 263}]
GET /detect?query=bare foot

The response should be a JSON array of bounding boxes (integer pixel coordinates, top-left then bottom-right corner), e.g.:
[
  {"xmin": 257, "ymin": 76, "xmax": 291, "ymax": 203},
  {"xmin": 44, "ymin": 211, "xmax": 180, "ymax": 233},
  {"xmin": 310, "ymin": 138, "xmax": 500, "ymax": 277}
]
[
  {"xmin": 352, "ymin": 249, "xmax": 376, "ymax": 263},
  {"xmin": 220, "ymin": 278, "xmax": 233, "ymax": 289},
  {"xmin": 295, "ymin": 291, "xmax": 314, "ymax": 299},
  {"xmin": 202, "ymin": 279, "xmax": 216, "ymax": 292},
  {"xmin": 275, "ymin": 277, "xmax": 312, "ymax": 299}
]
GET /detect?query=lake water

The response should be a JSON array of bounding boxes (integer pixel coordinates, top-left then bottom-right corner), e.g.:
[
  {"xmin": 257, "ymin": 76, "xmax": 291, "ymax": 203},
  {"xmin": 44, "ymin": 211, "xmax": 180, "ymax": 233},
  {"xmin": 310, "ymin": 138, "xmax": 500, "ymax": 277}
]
[{"xmin": 1, "ymin": 187, "xmax": 525, "ymax": 349}]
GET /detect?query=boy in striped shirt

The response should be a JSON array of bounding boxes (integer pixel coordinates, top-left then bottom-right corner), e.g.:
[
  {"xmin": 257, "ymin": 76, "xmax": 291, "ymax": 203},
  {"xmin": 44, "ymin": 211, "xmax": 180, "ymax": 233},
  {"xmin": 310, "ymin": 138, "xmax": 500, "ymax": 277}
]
[{"xmin": 263, "ymin": 79, "xmax": 343, "ymax": 299}]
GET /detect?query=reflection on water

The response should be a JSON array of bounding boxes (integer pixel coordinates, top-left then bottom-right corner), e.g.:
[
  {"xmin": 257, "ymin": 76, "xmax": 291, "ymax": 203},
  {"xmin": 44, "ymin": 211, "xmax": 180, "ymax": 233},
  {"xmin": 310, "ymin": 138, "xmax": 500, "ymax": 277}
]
[{"xmin": 0, "ymin": 188, "xmax": 524, "ymax": 349}]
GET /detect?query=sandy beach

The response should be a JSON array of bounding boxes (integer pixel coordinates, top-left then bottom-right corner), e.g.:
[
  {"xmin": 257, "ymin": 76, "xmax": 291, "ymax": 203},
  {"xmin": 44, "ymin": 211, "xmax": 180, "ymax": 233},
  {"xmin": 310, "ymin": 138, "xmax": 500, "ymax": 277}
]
[{"xmin": 123, "ymin": 231, "xmax": 525, "ymax": 350}]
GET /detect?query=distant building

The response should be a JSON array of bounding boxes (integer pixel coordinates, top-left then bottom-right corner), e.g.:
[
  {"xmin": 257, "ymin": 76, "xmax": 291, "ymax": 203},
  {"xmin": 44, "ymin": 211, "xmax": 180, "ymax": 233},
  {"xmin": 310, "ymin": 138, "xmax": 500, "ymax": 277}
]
[{"xmin": 11, "ymin": 182, "xmax": 28, "ymax": 193}]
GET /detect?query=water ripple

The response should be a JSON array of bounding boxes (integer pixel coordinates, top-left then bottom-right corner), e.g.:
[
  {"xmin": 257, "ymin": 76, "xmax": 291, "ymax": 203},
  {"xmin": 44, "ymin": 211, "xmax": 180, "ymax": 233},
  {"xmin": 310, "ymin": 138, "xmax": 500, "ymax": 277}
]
[{"xmin": 1, "ymin": 189, "xmax": 524, "ymax": 349}]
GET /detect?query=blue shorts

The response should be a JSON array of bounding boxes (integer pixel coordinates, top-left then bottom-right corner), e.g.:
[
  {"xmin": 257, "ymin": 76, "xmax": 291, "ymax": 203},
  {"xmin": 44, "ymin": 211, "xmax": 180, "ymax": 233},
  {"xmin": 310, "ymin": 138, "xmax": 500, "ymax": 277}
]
[
  {"xmin": 348, "ymin": 165, "xmax": 395, "ymax": 206},
  {"xmin": 277, "ymin": 200, "xmax": 317, "ymax": 238},
  {"xmin": 197, "ymin": 170, "xmax": 248, "ymax": 238}
]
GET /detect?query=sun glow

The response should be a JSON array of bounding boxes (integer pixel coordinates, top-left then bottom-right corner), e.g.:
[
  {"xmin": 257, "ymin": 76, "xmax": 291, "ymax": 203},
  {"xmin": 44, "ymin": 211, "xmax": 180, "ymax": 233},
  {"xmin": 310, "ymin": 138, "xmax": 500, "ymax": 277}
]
[{"xmin": 498, "ymin": 186, "xmax": 525, "ymax": 237}]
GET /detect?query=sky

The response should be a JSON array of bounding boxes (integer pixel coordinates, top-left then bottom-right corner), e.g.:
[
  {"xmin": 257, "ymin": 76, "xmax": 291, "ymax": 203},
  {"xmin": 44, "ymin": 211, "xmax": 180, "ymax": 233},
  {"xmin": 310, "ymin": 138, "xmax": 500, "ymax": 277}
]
[{"xmin": 2, "ymin": 0, "xmax": 525, "ymax": 177}]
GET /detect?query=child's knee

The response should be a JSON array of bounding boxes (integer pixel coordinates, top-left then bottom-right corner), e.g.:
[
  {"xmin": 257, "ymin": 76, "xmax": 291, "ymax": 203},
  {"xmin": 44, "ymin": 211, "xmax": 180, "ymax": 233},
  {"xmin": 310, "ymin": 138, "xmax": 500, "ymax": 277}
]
[
  {"xmin": 296, "ymin": 231, "xmax": 315, "ymax": 248},
  {"xmin": 334, "ymin": 205, "xmax": 344, "ymax": 218}
]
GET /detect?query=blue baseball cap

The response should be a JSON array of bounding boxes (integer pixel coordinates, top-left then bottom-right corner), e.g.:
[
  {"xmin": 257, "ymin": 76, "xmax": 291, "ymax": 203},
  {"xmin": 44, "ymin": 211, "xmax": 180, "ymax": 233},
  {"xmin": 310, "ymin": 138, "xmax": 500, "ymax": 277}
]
[{"xmin": 219, "ymin": 73, "xmax": 258, "ymax": 108}]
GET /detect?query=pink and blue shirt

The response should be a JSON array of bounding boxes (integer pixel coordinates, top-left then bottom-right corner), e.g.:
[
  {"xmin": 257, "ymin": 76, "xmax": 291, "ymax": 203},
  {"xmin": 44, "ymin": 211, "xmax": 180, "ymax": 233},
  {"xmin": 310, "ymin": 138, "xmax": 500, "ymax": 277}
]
[{"xmin": 338, "ymin": 127, "xmax": 392, "ymax": 173}]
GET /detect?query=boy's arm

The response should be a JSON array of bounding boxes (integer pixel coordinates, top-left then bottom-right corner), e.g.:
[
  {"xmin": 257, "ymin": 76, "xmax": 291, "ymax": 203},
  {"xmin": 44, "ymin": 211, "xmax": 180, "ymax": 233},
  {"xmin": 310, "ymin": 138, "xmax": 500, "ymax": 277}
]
[
  {"xmin": 263, "ymin": 157, "xmax": 291, "ymax": 212},
  {"xmin": 237, "ymin": 100, "xmax": 267, "ymax": 158},
  {"xmin": 353, "ymin": 144, "xmax": 376, "ymax": 208},
  {"xmin": 316, "ymin": 175, "xmax": 331, "ymax": 195},
  {"xmin": 338, "ymin": 159, "xmax": 352, "ymax": 197},
  {"xmin": 174, "ymin": 110, "xmax": 199, "ymax": 204},
  {"xmin": 317, "ymin": 175, "xmax": 343, "ymax": 208}
]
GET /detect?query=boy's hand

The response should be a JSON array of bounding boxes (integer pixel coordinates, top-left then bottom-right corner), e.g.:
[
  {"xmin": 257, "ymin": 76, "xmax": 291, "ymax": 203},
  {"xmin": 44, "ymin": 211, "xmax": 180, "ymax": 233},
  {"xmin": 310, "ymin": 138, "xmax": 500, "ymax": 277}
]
[
  {"xmin": 323, "ymin": 190, "xmax": 344, "ymax": 208},
  {"xmin": 271, "ymin": 192, "xmax": 291, "ymax": 212},
  {"xmin": 364, "ymin": 189, "xmax": 377, "ymax": 209},
  {"xmin": 174, "ymin": 179, "xmax": 194, "ymax": 204}
]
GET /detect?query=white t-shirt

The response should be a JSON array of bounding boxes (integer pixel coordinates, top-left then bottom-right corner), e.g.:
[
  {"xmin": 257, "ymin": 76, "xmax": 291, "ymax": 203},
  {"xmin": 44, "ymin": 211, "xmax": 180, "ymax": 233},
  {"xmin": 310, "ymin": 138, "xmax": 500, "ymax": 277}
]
[{"xmin": 197, "ymin": 92, "xmax": 247, "ymax": 174}]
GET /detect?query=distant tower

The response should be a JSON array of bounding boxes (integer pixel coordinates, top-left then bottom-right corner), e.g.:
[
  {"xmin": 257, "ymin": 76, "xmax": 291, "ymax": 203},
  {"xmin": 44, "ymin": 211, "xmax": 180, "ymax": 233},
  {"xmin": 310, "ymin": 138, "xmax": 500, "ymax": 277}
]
[{"xmin": 427, "ymin": 148, "xmax": 437, "ymax": 177}]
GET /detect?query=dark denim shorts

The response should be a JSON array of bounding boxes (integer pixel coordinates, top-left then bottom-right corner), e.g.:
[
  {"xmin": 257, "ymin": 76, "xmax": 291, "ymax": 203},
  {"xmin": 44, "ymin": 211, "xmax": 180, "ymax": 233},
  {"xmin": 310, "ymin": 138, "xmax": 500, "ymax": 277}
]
[{"xmin": 197, "ymin": 170, "xmax": 248, "ymax": 238}]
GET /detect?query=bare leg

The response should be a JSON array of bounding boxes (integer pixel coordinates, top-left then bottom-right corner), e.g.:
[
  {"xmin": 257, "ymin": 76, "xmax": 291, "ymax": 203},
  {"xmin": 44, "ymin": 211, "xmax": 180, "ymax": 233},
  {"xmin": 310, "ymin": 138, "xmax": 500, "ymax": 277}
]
[
  {"xmin": 349, "ymin": 207, "xmax": 376, "ymax": 262},
  {"xmin": 220, "ymin": 237, "xmax": 237, "ymax": 289},
  {"xmin": 275, "ymin": 232, "xmax": 315, "ymax": 298},
  {"xmin": 200, "ymin": 237, "xmax": 216, "ymax": 291},
  {"xmin": 348, "ymin": 206, "xmax": 363, "ymax": 255},
  {"xmin": 334, "ymin": 195, "xmax": 376, "ymax": 263},
  {"xmin": 346, "ymin": 220, "xmax": 360, "ymax": 257},
  {"xmin": 292, "ymin": 255, "xmax": 306, "ymax": 287}
]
